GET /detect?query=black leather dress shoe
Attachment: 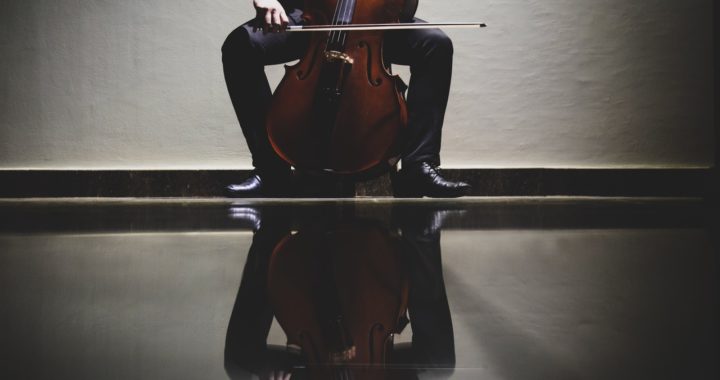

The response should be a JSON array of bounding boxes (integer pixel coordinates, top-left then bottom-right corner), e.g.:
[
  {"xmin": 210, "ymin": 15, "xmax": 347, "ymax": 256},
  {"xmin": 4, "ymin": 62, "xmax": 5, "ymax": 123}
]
[
  {"xmin": 226, "ymin": 171, "xmax": 292, "ymax": 198},
  {"xmin": 393, "ymin": 162, "xmax": 471, "ymax": 198}
]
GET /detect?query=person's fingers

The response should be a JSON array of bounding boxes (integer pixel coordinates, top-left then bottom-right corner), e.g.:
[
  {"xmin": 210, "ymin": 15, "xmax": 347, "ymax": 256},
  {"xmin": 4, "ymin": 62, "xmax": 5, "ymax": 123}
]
[
  {"xmin": 272, "ymin": 9, "xmax": 282, "ymax": 32},
  {"xmin": 264, "ymin": 10, "xmax": 272, "ymax": 33},
  {"xmin": 279, "ymin": 9, "xmax": 290, "ymax": 31}
]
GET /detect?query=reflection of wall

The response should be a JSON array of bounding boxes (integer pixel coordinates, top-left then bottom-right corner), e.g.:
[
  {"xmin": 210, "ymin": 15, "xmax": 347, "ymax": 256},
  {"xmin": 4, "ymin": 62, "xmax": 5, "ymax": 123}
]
[
  {"xmin": 442, "ymin": 229, "xmax": 717, "ymax": 379},
  {"xmin": 0, "ymin": 0, "xmax": 713, "ymax": 169}
]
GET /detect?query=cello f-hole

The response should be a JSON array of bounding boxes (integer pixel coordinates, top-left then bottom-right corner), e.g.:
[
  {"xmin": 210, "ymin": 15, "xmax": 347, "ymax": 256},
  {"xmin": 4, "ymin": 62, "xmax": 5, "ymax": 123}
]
[{"xmin": 358, "ymin": 41, "xmax": 383, "ymax": 87}]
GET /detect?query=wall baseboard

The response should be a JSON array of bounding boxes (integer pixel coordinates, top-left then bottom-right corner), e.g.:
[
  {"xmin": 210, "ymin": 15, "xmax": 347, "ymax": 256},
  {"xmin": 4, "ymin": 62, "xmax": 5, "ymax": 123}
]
[{"xmin": 0, "ymin": 168, "xmax": 712, "ymax": 198}]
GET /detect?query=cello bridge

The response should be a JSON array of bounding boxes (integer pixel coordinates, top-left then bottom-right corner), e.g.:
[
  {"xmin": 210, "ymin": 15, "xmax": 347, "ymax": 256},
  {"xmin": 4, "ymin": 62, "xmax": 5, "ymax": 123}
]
[{"xmin": 325, "ymin": 50, "xmax": 354, "ymax": 64}]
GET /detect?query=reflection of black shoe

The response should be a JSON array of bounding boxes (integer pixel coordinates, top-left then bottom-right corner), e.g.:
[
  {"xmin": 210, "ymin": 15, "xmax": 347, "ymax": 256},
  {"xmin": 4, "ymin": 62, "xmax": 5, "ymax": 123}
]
[
  {"xmin": 227, "ymin": 205, "xmax": 262, "ymax": 231},
  {"xmin": 226, "ymin": 170, "xmax": 293, "ymax": 198},
  {"xmin": 423, "ymin": 209, "xmax": 467, "ymax": 235},
  {"xmin": 392, "ymin": 204, "xmax": 468, "ymax": 235},
  {"xmin": 393, "ymin": 162, "xmax": 471, "ymax": 198}
]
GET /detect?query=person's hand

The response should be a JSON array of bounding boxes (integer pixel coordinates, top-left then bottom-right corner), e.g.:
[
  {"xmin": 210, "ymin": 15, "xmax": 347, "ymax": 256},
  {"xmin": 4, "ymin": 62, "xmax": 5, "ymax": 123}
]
[{"xmin": 253, "ymin": 0, "xmax": 289, "ymax": 33}]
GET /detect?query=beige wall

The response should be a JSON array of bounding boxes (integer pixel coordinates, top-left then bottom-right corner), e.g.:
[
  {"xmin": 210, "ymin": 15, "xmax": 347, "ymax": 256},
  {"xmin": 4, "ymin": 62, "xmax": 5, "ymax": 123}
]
[{"xmin": 0, "ymin": 0, "xmax": 714, "ymax": 169}]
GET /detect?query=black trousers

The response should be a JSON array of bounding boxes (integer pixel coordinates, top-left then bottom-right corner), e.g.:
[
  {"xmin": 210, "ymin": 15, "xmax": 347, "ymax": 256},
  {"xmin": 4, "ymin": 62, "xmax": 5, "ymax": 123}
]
[{"xmin": 222, "ymin": 9, "xmax": 453, "ymax": 173}]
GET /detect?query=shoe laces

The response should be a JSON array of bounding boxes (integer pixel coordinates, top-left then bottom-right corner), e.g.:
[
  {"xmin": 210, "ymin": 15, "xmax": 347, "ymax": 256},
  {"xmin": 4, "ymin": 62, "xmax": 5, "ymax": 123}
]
[{"xmin": 424, "ymin": 163, "xmax": 442, "ymax": 179}]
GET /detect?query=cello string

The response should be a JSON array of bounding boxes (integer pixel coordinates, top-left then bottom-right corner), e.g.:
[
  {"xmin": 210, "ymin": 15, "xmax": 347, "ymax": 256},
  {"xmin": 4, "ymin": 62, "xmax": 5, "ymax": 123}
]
[
  {"xmin": 328, "ymin": 0, "xmax": 343, "ymax": 48},
  {"xmin": 333, "ymin": 0, "xmax": 347, "ymax": 44},
  {"xmin": 328, "ymin": 0, "xmax": 344, "ymax": 48},
  {"xmin": 338, "ymin": 0, "xmax": 353, "ymax": 47},
  {"xmin": 334, "ymin": 0, "xmax": 350, "ymax": 47},
  {"xmin": 341, "ymin": 0, "xmax": 356, "ymax": 46},
  {"xmin": 345, "ymin": 0, "xmax": 357, "ymax": 46},
  {"xmin": 333, "ymin": 0, "xmax": 348, "ymax": 47}
]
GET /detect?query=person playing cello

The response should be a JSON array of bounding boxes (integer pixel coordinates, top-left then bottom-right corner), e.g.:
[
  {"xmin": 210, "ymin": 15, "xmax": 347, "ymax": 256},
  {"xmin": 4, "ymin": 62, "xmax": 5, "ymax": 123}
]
[{"xmin": 223, "ymin": 0, "xmax": 472, "ymax": 198}]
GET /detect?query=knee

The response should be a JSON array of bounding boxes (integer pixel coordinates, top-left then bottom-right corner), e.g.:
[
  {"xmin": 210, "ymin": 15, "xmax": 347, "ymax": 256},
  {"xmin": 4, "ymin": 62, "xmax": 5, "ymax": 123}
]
[
  {"xmin": 222, "ymin": 26, "xmax": 257, "ymax": 62},
  {"xmin": 423, "ymin": 30, "xmax": 454, "ymax": 58}
]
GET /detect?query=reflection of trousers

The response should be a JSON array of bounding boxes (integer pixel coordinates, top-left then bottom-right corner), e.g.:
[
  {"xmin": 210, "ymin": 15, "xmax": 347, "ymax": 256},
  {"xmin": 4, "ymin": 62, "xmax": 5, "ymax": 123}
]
[{"xmin": 221, "ymin": 8, "xmax": 454, "ymax": 172}]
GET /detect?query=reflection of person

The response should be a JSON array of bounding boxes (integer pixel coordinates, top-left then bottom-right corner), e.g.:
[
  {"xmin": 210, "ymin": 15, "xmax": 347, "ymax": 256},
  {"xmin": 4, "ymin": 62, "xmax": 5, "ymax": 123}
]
[
  {"xmin": 223, "ymin": 206, "xmax": 295, "ymax": 380},
  {"xmin": 391, "ymin": 205, "xmax": 456, "ymax": 370},
  {"xmin": 223, "ymin": 0, "xmax": 471, "ymax": 198},
  {"xmin": 223, "ymin": 204, "xmax": 455, "ymax": 379}
]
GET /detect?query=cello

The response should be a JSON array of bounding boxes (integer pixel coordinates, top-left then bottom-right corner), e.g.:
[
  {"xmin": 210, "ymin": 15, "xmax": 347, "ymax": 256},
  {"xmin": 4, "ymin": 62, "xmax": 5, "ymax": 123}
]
[{"xmin": 265, "ymin": 0, "xmax": 484, "ymax": 176}]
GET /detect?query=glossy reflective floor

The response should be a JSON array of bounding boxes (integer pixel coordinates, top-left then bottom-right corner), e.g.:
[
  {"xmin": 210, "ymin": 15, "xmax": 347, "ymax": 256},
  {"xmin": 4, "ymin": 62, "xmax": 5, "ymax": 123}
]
[{"xmin": 1, "ymin": 198, "xmax": 718, "ymax": 379}]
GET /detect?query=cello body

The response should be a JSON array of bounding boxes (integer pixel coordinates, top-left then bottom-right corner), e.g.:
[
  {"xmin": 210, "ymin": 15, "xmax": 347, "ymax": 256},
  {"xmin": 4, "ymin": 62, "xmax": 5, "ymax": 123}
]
[
  {"xmin": 266, "ymin": 0, "xmax": 418, "ymax": 175},
  {"xmin": 267, "ymin": 220, "xmax": 410, "ymax": 379}
]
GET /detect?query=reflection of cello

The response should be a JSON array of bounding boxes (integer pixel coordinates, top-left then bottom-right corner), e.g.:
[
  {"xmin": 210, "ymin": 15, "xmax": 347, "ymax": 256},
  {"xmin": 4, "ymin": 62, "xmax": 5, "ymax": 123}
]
[
  {"xmin": 224, "ymin": 204, "xmax": 456, "ymax": 379},
  {"xmin": 266, "ymin": 0, "xmax": 484, "ymax": 175},
  {"xmin": 267, "ymin": 220, "xmax": 410, "ymax": 379}
]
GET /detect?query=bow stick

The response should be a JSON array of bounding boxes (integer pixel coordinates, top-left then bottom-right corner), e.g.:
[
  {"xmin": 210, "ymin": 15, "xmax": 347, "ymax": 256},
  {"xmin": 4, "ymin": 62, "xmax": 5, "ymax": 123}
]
[{"xmin": 286, "ymin": 22, "xmax": 486, "ymax": 32}]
